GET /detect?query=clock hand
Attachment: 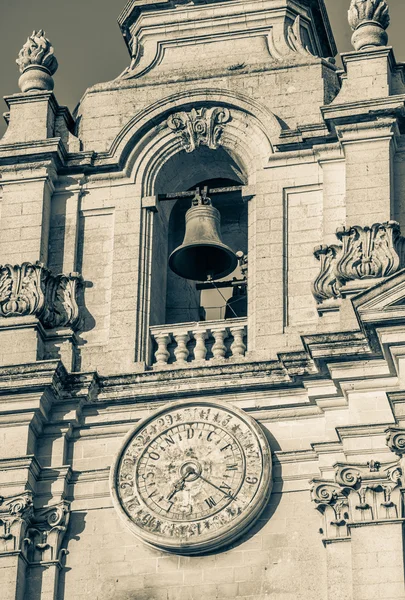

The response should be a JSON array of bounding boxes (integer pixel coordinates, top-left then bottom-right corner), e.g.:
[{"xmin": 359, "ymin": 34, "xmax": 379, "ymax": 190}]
[
  {"xmin": 189, "ymin": 470, "xmax": 236, "ymax": 500},
  {"xmin": 166, "ymin": 470, "xmax": 193, "ymax": 501}
]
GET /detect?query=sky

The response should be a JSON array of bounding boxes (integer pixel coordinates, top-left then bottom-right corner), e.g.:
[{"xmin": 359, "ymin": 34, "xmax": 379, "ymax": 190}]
[{"xmin": 0, "ymin": 0, "xmax": 404, "ymax": 138}]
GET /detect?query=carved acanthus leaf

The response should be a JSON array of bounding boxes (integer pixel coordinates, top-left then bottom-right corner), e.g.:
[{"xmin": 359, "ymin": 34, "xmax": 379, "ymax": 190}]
[
  {"xmin": 167, "ymin": 107, "xmax": 231, "ymax": 153},
  {"xmin": 16, "ymin": 30, "xmax": 58, "ymax": 75},
  {"xmin": 336, "ymin": 222, "xmax": 402, "ymax": 281},
  {"xmin": 348, "ymin": 0, "xmax": 390, "ymax": 31},
  {"xmin": 312, "ymin": 245, "xmax": 342, "ymax": 303},
  {"xmin": 0, "ymin": 262, "xmax": 81, "ymax": 330},
  {"xmin": 312, "ymin": 221, "xmax": 405, "ymax": 304}
]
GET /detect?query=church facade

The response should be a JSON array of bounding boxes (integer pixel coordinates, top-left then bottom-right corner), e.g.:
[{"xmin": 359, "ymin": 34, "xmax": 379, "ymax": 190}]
[{"xmin": 1, "ymin": 0, "xmax": 405, "ymax": 598}]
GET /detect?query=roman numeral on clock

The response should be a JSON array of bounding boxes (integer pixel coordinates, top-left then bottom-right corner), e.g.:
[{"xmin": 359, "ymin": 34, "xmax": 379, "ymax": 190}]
[
  {"xmin": 226, "ymin": 464, "xmax": 238, "ymax": 471},
  {"xmin": 205, "ymin": 496, "xmax": 217, "ymax": 509}
]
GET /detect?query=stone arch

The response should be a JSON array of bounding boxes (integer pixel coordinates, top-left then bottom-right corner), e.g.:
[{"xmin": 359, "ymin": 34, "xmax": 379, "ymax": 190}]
[
  {"xmin": 108, "ymin": 88, "xmax": 281, "ymax": 191},
  {"xmin": 124, "ymin": 89, "xmax": 279, "ymax": 359}
]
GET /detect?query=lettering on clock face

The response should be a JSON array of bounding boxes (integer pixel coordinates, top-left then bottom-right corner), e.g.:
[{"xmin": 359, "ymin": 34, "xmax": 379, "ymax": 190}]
[
  {"xmin": 113, "ymin": 401, "xmax": 272, "ymax": 554},
  {"xmin": 136, "ymin": 421, "xmax": 245, "ymax": 520}
]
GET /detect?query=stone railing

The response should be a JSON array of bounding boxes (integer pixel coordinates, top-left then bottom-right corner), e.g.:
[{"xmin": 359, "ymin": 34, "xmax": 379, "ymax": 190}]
[{"xmin": 150, "ymin": 318, "xmax": 247, "ymax": 367}]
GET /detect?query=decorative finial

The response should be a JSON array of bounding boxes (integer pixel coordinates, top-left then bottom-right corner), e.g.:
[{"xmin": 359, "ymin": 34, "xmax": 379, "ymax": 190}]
[
  {"xmin": 348, "ymin": 0, "xmax": 390, "ymax": 51},
  {"xmin": 16, "ymin": 30, "xmax": 58, "ymax": 93}
]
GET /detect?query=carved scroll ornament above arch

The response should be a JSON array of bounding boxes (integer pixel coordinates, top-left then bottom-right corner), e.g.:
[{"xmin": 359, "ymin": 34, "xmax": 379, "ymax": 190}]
[
  {"xmin": 104, "ymin": 89, "xmax": 282, "ymax": 194},
  {"xmin": 166, "ymin": 107, "xmax": 231, "ymax": 153},
  {"xmin": 109, "ymin": 89, "xmax": 280, "ymax": 167}
]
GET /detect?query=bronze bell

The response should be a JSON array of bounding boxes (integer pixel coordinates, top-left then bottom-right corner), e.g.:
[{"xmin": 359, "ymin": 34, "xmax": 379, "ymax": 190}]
[{"xmin": 169, "ymin": 191, "xmax": 238, "ymax": 281}]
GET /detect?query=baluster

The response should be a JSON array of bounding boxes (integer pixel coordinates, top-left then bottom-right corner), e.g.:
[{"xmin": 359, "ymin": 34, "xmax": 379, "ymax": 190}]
[
  {"xmin": 211, "ymin": 328, "xmax": 227, "ymax": 359},
  {"xmin": 174, "ymin": 332, "xmax": 190, "ymax": 365},
  {"xmin": 154, "ymin": 333, "xmax": 170, "ymax": 366},
  {"xmin": 193, "ymin": 331, "xmax": 207, "ymax": 361},
  {"xmin": 230, "ymin": 326, "xmax": 247, "ymax": 357}
]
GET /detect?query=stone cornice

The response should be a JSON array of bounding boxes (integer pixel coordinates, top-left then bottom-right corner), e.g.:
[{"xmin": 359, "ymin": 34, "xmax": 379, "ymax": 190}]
[
  {"xmin": 0, "ymin": 360, "xmax": 67, "ymax": 396},
  {"xmin": 321, "ymin": 95, "xmax": 405, "ymax": 134},
  {"xmin": 2, "ymin": 270, "xmax": 405, "ymax": 428},
  {"xmin": 0, "ymin": 138, "xmax": 67, "ymax": 169}
]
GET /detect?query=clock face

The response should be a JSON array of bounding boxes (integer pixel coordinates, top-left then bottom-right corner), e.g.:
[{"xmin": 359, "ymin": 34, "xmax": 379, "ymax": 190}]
[{"xmin": 111, "ymin": 400, "xmax": 272, "ymax": 554}]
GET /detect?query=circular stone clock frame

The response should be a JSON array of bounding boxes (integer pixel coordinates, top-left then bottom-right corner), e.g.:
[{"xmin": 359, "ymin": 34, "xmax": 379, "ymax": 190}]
[{"xmin": 110, "ymin": 399, "xmax": 272, "ymax": 554}]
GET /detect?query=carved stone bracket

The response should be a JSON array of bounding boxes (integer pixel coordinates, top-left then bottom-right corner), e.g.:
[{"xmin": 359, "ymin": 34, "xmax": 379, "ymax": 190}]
[
  {"xmin": 311, "ymin": 460, "xmax": 402, "ymax": 542},
  {"xmin": 267, "ymin": 16, "xmax": 315, "ymax": 62},
  {"xmin": 166, "ymin": 107, "xmax": 231, "ymax": 153},
  {"xmin": 312, "ymin": 221, "xmax": 405, "ymax": 304},
  {"xmin": 348, "ymin": 0, "xmax": 390, "ymax": 51},
  {"xmin": 0, "ymin": 262, "xmax": 82, "ymax": 330}
]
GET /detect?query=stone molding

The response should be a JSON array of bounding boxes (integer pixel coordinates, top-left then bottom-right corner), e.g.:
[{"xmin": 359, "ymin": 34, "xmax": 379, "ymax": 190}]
[
  {"xmin": 311, "ymin": 460, "xmax": 402, "ymax": 542},
  {"xmin": 312, "ymin": 221, "xmax": 405, "ymax": 304},
  {"xmin": 116, "ymin": 0, "xmax": 333, "ymax": 80},
  {"xmin": 0, "ymin": 493, "xmax": 70, "ymax": 565},
  {"xmin": 0, "ymin": 262, "xmax": 82, "ymax": 330},
  {"xmin": 166, "ymin": 107, "xmax": 231, "ymax": 153},
  {"xmin": 348, "ymin": 0, "xmax": 390, "ymax": 51}
]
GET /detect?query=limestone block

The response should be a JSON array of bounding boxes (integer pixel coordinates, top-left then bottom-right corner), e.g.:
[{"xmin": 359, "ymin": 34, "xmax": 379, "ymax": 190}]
[{"xmin": 1, "ymin": 92, "xmax": 58, "ymax": 144}]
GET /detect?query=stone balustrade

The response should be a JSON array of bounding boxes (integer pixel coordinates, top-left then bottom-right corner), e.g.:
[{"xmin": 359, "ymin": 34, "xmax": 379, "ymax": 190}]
[{"xmin": 150, "ymin": 318, "xmax": 247, "ymax": 367}]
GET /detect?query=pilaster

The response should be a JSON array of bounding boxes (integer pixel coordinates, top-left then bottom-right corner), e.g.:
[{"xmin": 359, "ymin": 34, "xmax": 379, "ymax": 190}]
[
  {"xmin": 0, "ymin": 494, "xmax": 70, "ymax": 600},
  {"xmin": 0, "ymin": 492, "xmax": 33, "ymax": 600},
  {"xmin": 336, "ymin": 119, "xmax": 397, "ymax": 226},
  {"xmin": 311, "ymin": 459, "xmax": 405, "ymax": 600},
  {"xmin": 135, "ymin": 195, "xmax": 160, "ymax": 364},
  {"xmin": 0, "ymin": 164, "xmax": 56, "ymax": 265}
]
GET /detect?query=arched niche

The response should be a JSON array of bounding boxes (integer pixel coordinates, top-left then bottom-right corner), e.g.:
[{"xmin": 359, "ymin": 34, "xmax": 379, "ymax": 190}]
[{"xmin": 149, "ymin": 146, "xmax": 247, "ymax": 327}]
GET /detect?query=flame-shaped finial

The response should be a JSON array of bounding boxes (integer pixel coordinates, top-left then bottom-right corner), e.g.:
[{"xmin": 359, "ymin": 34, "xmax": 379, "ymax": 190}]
[
  {"xmin": 16, "ymin": 30, "xmax": 58, "ymax": 92},
  {"xmin": 348, "ymin": 0, "xmax": 390, "ymax": 51}
]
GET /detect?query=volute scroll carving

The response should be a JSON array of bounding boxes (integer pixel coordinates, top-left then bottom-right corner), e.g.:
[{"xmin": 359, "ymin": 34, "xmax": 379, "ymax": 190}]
[
  {"xmin": 0, "ymin": 492, "xmax": 34, "ymax": 554},
  {"xmin": 166, "ymin": 107, "xmax": 231, "ymax": 153},
  {"xmin": 0, "ymin": 262, "xmax": 82, "ymax": 330},
  {"xmin": 23, "ymin": 501, "xmax": 70, "ymax": 564},
  {"xmin": 311, "ymin": 460, "xmax": 403, "ymax": 542},
  {"xmin": 386, "ymin": 427, "xmax": 405, "ymax": 456},
  {"xmin": 312, "ymin": 222, "xmax": 405, "ymax": 304}
]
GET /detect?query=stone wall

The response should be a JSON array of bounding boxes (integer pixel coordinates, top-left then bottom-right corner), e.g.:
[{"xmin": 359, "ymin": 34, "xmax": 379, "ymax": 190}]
[{"xmin": 2, "ymin": 1, "xmax": 405, "ymax": 600}]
